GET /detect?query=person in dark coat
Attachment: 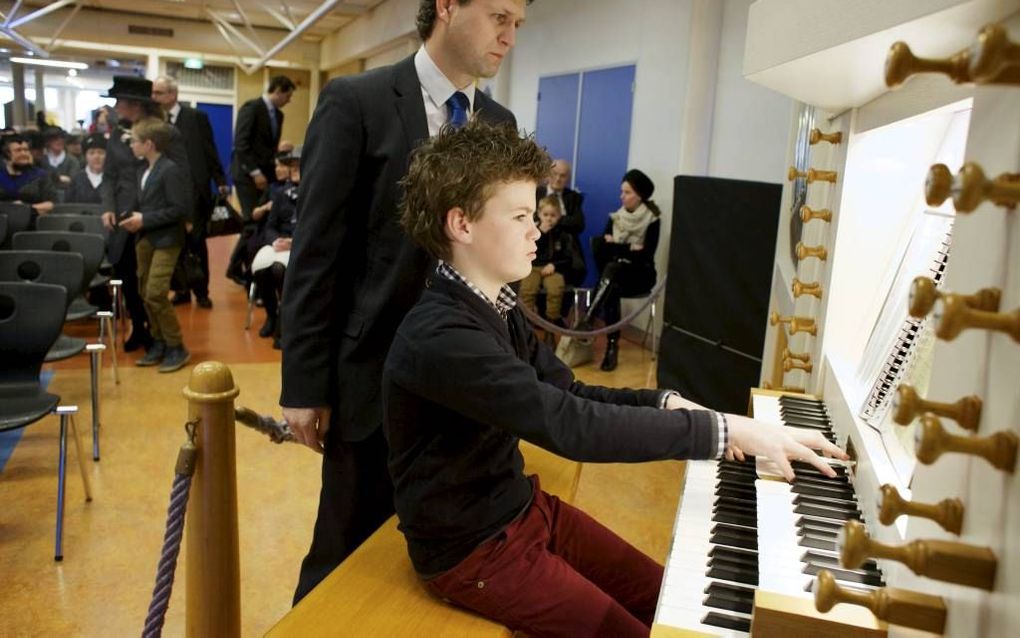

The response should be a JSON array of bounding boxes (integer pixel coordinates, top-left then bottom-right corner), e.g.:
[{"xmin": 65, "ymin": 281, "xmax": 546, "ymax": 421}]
[
  {"xmin": 0, "ymin": 134, "xmax": 56, "ymax": 214},
  {"xmin": 280, "ymin": 0, "xmax": 526, "ymax": 604},
  {"xmin": 226, "ymin": 75, "xmax": 295, "ymax": 286},
  {"xmin": 588, "ymin": 169, "xmax": 662, "ymax": 372},
  {"xmin": 99, "ymin": 75, "xmax": 192, "ymax": 352},
  {"xmin": 65, "ymin": 134, "xmax": 106, "ymax": 204},
  {"xmin": 153, "ymin": 75, "xmax": 229, "ymax": 309}
]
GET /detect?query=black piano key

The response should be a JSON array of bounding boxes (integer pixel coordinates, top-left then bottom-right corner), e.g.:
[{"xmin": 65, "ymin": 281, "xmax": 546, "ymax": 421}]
[
  {"xmin": 713, "ymin": 511, "xmax": 758, "ymax": 527},
  {"xmin": 802, "ymin": 562, "xmax": 884, "ymax": 586},
  {"xmin": 794, "ymin": 473, "xmax": 849, "ymax": 487},
  {"xmin": 703, "ymin": 593, "xmax": 753, "ymax": 615},
  {"xmin": 798, "ymin": 525, "xmax": 838, "ymax": 539},
  {"xmin": 794, "ymin": 503, "xmax": 861, "ymax": 521},
  {"xmin": 792, "ymin": 460, "xmax": 846, "ymax": 476},
  {"xmin": 716, "ymin": 485, "xmax": 757, "ymax": 499},
  {"xmin": 793, "ymin": 483, "xmax": 857, "ymax": 499},
  {"xmin": 712, "ymin": 523, "xmax": 757, "ymax": 538},
  {"xmin": 711, "ymin": 532, "xmax": 757, "ymax": 550},
  {"xmin": 794, "ymin": 494, "xmax": 860, "ymax": 511},
  {"xmin": 709, "ymin": 546, "xmax": 759, "ymax": 563},
  {"xmin": 799, "ymin": 535, "xmax": 837, "ymax": 551},
  {"xmin": 705, "ymin": 581, "xmax": 756, "ymax": 601},
  {"xmin": 803, "ymin": 550, "xmax": 878, "ymax": 572},
  {"xmin": 796, "ymin": 517, "xmax": 843, "ymax": 532},
  {"xmin": 702, "ymin": 611, "xmax": 751, "ymax": 633},
  {"xmin": 709, "ymin": 553, "xmax": 758, "ymax": 571},
  {"xmin": 707, "ymin": 564, "xmax": 759, "ymax": 586}
]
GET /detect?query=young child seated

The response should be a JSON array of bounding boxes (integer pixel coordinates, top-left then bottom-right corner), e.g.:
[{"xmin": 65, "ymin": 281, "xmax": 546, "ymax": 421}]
[
  {"xmin": 519, "ymin": 195, "xmax": 571, "ymax": 326},
  {"xmin": 382, "ymin": 120, "xmax": 846, "ymax": 637}
]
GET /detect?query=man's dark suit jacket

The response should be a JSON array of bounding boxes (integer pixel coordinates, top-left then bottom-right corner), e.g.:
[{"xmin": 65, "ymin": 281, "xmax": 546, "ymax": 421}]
[
  {"xmin": 280, "ymin": 54, "xmax": 516, "ymax": 443},
  {"xmin": 101, "ymin": 126, "xmax": 192, "ymax": 264},
  {"xmin": 230, "ymin": 97, "xmax": 282, "ymax": 183},
  {"xmin": 174, "ymin": 104, "xmax": 226, "ymax": 202},
  {"xmin": 66, "ymin": 171, "xmax": 103, "ymax": 204},
  {"xmin": 137, "ymin": 155, "xmax": 188, "ymax": 249},
  {"xmin": 537, "ymin": 184, "xmax": 585, "ymax": 236}
]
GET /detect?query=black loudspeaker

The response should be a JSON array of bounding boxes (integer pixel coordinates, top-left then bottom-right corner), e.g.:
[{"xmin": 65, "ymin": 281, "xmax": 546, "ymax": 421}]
[
  {"xmin": 658, "ymin": 326, "xmax": 762, "ymax": 415},
  {"xmin": 658, "ymin": 175, "xmax": 782, "ymax": 412}
]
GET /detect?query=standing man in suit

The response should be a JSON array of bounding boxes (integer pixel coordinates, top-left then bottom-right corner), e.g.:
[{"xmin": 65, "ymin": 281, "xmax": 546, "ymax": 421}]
[
  {"xmin": 99, "ymin": 75, "xmax": 192, "ymax": 352},
  {"xmin": 152, "ymin": 75, "xmax": 229, "ymax": 309},
  {"xmin": 227, "ymin": 75, "xmax": 295, "ymax": 285},
  {"xmin": 281, "ymin": 0, "xmax": 531, "ymax": 603},
  {"xmin": 537, "ymin": 159, "xmax": 586, "ymax": 284}
]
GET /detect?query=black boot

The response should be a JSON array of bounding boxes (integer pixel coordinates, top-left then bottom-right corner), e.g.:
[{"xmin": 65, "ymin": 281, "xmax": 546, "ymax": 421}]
[
  {"xmin": 124, "ymin": 325, "xmax": 153, "ymax": 353},
  {"xmin": 600, "ymin": 335, "xmax": 619, "ymax": 372},
  {"xmin": 259, "ymin": 313, "xmax": 278, "ymax": 338}
]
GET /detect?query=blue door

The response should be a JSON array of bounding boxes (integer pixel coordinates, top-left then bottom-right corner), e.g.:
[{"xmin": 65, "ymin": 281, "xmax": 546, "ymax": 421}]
[
  {"xmin": 535, "ymin": 73, "xmax": 580, "ymax": 166},
  {"xmin": 573, "ymin": 65, "xmax": 636, "ymax": 287},
  {"xmin": 198, "ymin": 102, "xmax": 234, "ymax": 187}
]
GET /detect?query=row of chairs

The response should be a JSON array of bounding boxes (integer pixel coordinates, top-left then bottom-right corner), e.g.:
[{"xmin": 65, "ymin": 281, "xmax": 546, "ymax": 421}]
[{"xmin": 0, "ymin": 201, "xmax": 122, "ymax": 561}]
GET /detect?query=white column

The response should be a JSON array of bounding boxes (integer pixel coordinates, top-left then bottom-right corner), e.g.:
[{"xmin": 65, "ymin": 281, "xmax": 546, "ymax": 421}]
[
  {"xmin": 676, "ymin": 0, "xmax": 724, "ymax": 177},
  {"xmin": 34, "ymin": 69, "xmax": 47, "ymax": 122},
  {"xmin": 146, "ymin": 54, "xmax": 160, "ymax": 80}
]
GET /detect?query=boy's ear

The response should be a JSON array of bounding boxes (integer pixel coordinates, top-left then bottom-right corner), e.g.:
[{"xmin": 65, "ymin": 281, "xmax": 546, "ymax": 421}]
[{"xmin": 444, "ymin": 206, "xmax": 472, "ymax": 246}]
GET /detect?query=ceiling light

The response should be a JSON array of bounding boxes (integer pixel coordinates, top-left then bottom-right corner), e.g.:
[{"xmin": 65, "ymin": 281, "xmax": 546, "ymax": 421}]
[
  {"xmin": 10, "ymin": 57, "xmax": 88, "ymax": 70},
  {"xmin": 183, "ymin": 57, "xmax": 204, "ymax": 70},
  {"xmin": 67, "ymin": 68, "xmax": 78, "ymax": 77}
]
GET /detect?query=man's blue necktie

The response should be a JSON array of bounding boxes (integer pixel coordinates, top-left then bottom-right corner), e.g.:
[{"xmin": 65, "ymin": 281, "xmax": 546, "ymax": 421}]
[
  {"xmin": 268, "ymin": 106, "xmax": 279, "ymax": 139},
  {"xmin": 446, "ymin": 91, "xmax": 470, "ymax": 129}
]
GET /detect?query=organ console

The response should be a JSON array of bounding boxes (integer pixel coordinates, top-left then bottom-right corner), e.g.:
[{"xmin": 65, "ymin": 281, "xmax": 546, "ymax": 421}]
[
  {"xmin": 925, "ymin": 162, "xmax": 1020, "ymax": 212},
  {"xmin": 652, "ymin": 6, "xmax": 1020, "ymax": 637},
  {"xmin": 787, "ymin": 166, "xmax": 838, "ymax": 184},
  {"xmin": 892, "ymin": 383, "xmax": 983, "ymax": 432}
]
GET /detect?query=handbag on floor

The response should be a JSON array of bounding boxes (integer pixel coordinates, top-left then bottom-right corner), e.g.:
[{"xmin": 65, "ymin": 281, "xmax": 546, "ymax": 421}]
[{"xmin": 555, "ymin": 333, "xmax": 594, "ymax": 368}]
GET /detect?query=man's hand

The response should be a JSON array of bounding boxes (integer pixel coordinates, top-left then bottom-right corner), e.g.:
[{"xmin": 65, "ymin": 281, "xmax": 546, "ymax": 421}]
[
  {"xmin": 272, "ymin": 237, "xmax": 292, "ymax": 252},
  {"xmin": 630, "ymin": 243, "xmax": 643, "ymax": 252},
  {"xmin": 253, "ymin": 173, "xmax": 269, "ymax": 191},
  {"xmin": 283, "ymin": 406, "xmax": 331, "ymax": 453},
  {"xmin": 59, "ymin": 175, "xmax": 72, "ymax": 184},
  {"xmin": 603, "ymin": 234, "xmax": 614, "ymax": 243},
  {"xmin": 727, "ymin": 414, "xmax": 847, "ymax": 481},
  {"xmin": 540, "ymin": 263, "xmax": 555, "ymax": 276},
  {"xmin": 32, "ymin": 201, "xmax": 54, "ymax": 215},
  {"xmin": 119, "ymin": 212, "xmax": 143, "ymax": 233},
  {"xmin": 102, "ymin": 212, "xmax": 116, "ymax": 230}
]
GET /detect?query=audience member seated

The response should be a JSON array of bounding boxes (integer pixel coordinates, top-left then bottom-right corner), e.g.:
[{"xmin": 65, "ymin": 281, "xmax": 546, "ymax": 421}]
[
  {"xmin": 66, "ymin": 130, "xmax": 84, "ymax": 164},
  {"xmin": 43, "ymin": 126, "xmax": 81, "ymax": 194},
  {"xmin": 251, "ymin": 147, "xmax": 301, "ymax": 349},
  {"xmin": 536, "ymin": 159, "xmax": 587, "ymax": 285},
  {"xmin": 0, "ymin": 134, "xmax": 57, "ymax": 216},
  {"xmin": 66, "ymin": 134, "xmax": 106, "ymax": 204},
  {"xmin": 586, "ymin": 169, "xmax": 661, "ymax": 372},
  {"xmin": 520, "ymin": 195, "xmax": 575, "ymax": 329}
]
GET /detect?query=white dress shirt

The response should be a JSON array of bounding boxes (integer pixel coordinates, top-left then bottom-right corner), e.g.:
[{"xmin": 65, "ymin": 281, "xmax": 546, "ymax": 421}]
[
  {"xmin": 86, "ymin": 167, "xmax": 103, "ymax": 189},
  {"xmin": 167, "ymin": 102, "xmax": 182, "ymax": 126},
  {"xmin": 414, "ymin": 45, "xmax": 476, "ymax": 137}
]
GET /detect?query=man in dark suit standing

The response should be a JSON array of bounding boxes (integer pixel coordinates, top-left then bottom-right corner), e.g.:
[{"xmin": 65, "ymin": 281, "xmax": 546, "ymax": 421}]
[
  {"xmin": 537, "ymin": 159, "xmax": 586, "ymax": 284},
  {"xmin": 226, "ymin": 75, "xmax": 295, "ymax": 284},
  {"xmin": 281, "ymin": 0, "xmax": 531, "ymax": 603},
  {"xmin": 153, "ymin": 75, "xmax": 229, "ymax": 309}
]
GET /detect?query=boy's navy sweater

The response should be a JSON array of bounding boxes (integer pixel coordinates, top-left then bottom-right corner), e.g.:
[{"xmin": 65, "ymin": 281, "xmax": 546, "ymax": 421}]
[{"xmin": 382, "ymin": 275, "xmax": 719, "ymax": 576}]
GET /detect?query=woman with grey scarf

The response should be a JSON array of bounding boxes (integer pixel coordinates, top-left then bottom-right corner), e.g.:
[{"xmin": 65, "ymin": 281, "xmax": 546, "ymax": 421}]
[{"xmin": 587, "ymin": 169, "xmax": 661, "ymax": 371}]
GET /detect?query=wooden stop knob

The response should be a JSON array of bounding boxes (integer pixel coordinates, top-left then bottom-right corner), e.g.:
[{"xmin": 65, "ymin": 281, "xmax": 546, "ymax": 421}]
[
  {"xmin": 796, "ymin": 242, "xmax": 828, "ymax": 261},
  {"xmin": 800, "ymin": 205, "xmax": 833, "ymax": 223},
  {"xmin": 892, "ymin": 383, "xmax": 983, "ymax": 432},
  {"xmin": 932, "ymin": 293, "xmax": 1020, "ymax": 342},
  {"xmin": 792, "ymin": 278, "xmax": 823, "ymax": 299},
  {"xmin": 968, "ymin": 23, "xmax": 1020, "ymax": 84},
  {"xmin": 908, "ymin": 276, "xmax": 1002, "ymax": 319},
  {"xmin": 789, "ymin": 167, "xmax": 838, "ymax": 184},
  {"xmin": 809, "ymin": 128, "xmax": 843, "ymax": 145},
  {"xmin": 813, "ymin": 569, "xmax": 947, "ymax": 633},
  {"xmin": 877, "ymin": 483, "xmax": 964, "ymax": 534}
]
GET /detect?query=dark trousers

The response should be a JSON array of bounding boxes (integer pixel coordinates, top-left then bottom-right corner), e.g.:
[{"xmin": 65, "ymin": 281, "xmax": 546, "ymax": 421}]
[
  {"xmin": 293, "ymin": 426, "xmax": 395, "ymax": 605},
  {"xmin": 228, "ymin": 177, "xmax": 265, "ymax": 278},
  {"xmin": 254, "ymin": 261, "xmax": 285, "ymax": 322},
  {"xmin": 426, "ymin": 477, "xmax": 663, "ymax": 637},
  {"xmin": 590, "ymin": 241, "xmax": 655, "ymax": 341},
  {"xmin": 172, "ymin": 190, "xmax": 212, "ymax": 298}
]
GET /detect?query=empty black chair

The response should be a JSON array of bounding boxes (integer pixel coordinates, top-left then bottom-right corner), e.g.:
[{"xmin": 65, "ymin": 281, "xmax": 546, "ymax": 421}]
[
  {"xmin": 12, "ymin": 230, "xmax": 105, "ymax": 321},
  {"xmin": 0, "ymin": 281, "xmax": 93, "ymax": 561},
  {"xmin": 36, "ymin": 212, "xmax": 108, "ymax": 240},
  {"xmin": 51, "ymin": 202, "xmax": 104, "ymax": 216},
  {"xmin": 0, "ymin": 250, "xmax": 112, "ymax": 460},
  {"xmin": 0, "ymin": 202, "xmax": 33, "ymax": 249}
]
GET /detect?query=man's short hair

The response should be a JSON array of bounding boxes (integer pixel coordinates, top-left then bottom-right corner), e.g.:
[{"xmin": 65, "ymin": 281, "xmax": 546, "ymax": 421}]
[
  {"xmin": 400, "ymin": 119, "xmax": 550, "ymax": 261},
  {"xmin": 415, "ymin": 0, "xmax": 533, "ymax": 41},
  {"xmin": 1, "ymin": 134, "xmax": 28, "ymax": 159},
  {"xmin": 268, "ymin": 75, "xmax": 296, "ymax": 94},
  {"xmin": 131, "ymin": 117, "xmax": 172, "ymax": 152},
  {"xmin": 154, "ymin": 75, "xmax": 179, "ymax": 94}
]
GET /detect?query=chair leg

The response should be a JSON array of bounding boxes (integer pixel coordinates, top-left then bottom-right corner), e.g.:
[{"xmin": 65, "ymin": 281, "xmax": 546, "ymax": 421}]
[
  {"xmin": 55, "ymin": 411, "xmax": 69, "ymax": 561},
  {"xmin": 68, "ymin": 414, "xmax": 94, "ymax": 503},
  {"xmin": 650, "ymin": 297, "xmax": 659, "ymax": 361},
  {"xmin": 97, "ymin": 311, "xmax": 120, "ymax": 385},
  {"xmin": 110, "ymin": 279, "xmax": 125, "ymax": 342},
  {"xmin": 86, "ymin": 344, "xmax": 105, "ymax": 461},
  {"xmin": 245, "ymin": 281, "xmax": 256, "ymax": 330}
]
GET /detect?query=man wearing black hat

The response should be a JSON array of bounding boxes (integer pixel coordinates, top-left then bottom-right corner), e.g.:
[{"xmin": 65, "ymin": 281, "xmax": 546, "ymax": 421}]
[
  {"xmin": 66, "ymin": 133, "xmax": 107, "ymax": 204},
  {"xmin": 43, "ymin": 126, "xmax": 81, "ymax": 186},
  {"xmin": 99, "ymin": 74, "xmax": 192, "ymax": 353}
]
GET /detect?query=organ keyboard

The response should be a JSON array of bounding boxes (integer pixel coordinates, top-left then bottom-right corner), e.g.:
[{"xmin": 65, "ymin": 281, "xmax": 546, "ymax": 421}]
[{"xmin": 654, "ymin": 393, "xmax": 886, "ymax": 636}]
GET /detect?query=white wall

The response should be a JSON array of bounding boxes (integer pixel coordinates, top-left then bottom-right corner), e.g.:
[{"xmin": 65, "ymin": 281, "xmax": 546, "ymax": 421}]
[{"xmin": 706, "ymin": 0, "xmax": 793, "ymax": 183}]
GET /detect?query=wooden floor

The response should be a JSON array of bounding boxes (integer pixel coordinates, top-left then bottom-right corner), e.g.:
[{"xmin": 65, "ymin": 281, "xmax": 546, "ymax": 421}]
[{"xmin": 0, "ymin": 235, "xmax": 681, "ymax": 637}]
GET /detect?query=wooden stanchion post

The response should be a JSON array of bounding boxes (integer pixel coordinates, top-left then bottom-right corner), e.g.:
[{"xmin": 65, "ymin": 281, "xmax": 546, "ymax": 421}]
[{"xmin": 183, "ymin": 362, "xmax": 241, "ymax": 637}]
